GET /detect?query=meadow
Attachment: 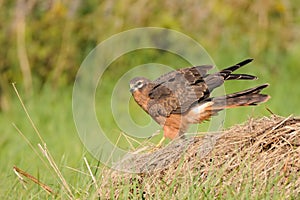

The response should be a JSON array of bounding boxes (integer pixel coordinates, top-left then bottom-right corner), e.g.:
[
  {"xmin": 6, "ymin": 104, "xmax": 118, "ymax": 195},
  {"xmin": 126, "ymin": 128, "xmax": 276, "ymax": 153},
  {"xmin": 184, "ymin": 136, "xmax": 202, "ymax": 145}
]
[{"xmin": 1, "ymin": 1, "xmax": 300, "ymax": 199}]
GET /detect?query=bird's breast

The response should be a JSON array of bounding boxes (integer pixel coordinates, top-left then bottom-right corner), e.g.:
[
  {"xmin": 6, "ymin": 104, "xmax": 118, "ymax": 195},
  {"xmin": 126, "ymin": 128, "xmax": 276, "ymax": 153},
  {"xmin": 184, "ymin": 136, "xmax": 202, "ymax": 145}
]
[{"xmin": 132, "ymin": 90, "xmax": 150, "ymax": 112}]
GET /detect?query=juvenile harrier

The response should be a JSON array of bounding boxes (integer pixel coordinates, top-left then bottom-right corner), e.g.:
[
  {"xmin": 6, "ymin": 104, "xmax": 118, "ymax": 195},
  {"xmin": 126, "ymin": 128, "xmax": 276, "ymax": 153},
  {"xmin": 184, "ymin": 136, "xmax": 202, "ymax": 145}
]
[{"xmin": 129, "ymin": 59, "xmax": 270, "ymax": 141}]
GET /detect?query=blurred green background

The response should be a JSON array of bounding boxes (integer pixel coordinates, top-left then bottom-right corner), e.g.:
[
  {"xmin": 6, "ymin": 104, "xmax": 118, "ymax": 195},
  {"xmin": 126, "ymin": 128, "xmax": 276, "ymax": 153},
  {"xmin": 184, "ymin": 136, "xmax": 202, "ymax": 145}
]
[{"xmin": 1, "ymin": 0, "xmax": 300, "ymax": 197}]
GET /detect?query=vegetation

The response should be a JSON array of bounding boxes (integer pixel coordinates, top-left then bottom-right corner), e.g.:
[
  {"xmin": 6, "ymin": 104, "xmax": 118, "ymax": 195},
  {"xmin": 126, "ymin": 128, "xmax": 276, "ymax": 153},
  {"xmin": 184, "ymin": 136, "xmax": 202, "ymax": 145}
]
[
  {"xmin": 1, "ymin": 0, "xmax": 299, "ymax": 199},
  {"xmin": 101, "ymin": 116, "xmax": 300, "ymax": 199}
]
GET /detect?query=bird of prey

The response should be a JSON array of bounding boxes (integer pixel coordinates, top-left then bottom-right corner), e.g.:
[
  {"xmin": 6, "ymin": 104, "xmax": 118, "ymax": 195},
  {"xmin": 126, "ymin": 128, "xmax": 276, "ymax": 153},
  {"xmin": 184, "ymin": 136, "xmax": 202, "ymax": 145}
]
[{"xmin": 129, "ymin": 59, "xmax": 270, "ymax": 142}]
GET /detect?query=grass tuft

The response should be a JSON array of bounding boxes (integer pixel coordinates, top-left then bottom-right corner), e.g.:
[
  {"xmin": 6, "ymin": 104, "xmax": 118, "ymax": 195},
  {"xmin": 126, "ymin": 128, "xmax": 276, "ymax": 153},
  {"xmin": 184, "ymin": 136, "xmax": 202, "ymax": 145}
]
[{"xmin": 100, "ymin": 115, "xmax": 300, "ymax": 199}]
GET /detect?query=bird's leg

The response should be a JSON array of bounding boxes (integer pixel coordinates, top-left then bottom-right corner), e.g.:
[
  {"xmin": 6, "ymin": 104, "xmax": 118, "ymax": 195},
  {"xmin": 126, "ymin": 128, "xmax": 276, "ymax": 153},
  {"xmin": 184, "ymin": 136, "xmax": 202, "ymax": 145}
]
[{"xmin": 156, "ymin": 136, "xmax": 166, "ymax": 147}]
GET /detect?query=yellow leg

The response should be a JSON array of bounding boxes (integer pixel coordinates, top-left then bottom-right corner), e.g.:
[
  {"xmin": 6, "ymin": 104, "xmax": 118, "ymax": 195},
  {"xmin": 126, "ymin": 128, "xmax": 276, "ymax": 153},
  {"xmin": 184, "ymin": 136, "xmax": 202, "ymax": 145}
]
[{"xmin": 156, "ymin": 136, "xmax": 165, "ymax": 147}]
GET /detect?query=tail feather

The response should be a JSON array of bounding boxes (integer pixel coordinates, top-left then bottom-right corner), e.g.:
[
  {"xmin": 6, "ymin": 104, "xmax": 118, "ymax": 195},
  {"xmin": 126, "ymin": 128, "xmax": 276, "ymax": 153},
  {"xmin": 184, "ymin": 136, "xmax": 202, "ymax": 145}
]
[
  {"xmin": 187, "ymin": 84, "xmax": 270, "ymax": 124},
  {"xmin": 210, "ymin": 84, "xmax": 270, "ymax": 110},
  {"xmin": 224, "ymin": 84, "xmax": 269, "ymax": 98}
]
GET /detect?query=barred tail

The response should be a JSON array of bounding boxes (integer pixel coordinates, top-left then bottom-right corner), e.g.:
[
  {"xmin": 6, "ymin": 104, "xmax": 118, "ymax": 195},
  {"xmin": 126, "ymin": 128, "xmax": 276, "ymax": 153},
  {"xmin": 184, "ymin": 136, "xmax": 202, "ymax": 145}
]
[
  {"xmin": 211, "ymin": 84, "xmax": 270, "ymax": 110},
  {"xmin": 186, "ymin": 84, "xmax": 270, "ymax": 125}
]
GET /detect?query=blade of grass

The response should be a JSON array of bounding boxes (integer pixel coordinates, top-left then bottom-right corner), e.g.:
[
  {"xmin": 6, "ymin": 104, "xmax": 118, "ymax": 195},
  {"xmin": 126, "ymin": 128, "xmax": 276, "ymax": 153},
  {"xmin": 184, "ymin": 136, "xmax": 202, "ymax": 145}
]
[
  {"xmin": 84, "ymin": 157, "xmax": 99, "ymax": 189},
  {"xmin": 13, "ymin": 166, "xmax": 55, "ymax": 195}
]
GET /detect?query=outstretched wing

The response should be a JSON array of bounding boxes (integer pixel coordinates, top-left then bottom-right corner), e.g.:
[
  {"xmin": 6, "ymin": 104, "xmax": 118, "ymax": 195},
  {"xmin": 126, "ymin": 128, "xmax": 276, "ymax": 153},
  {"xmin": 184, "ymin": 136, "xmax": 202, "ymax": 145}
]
[{"xmin": 147, "ymin": 65, "xmax": 213, "ymax": 117}]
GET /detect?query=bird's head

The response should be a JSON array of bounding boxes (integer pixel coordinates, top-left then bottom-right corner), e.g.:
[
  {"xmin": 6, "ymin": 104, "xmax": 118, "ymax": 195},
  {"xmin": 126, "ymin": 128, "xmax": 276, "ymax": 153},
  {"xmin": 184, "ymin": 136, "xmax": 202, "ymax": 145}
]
[{"xmin": 129, "ymin": 77, "xmax": 151, "ymax": 93}]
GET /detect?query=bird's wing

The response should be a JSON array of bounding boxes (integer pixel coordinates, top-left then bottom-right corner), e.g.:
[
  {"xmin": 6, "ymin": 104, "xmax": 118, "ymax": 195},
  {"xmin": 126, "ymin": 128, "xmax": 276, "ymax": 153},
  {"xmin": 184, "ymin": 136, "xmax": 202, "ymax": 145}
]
[
  {"xmin": 147, "ymin": 65, "xmax": 214, "ymax": 117},
  {"xmin": 203, "ymin": 58, "xmax": 257, "ymax": 92}
]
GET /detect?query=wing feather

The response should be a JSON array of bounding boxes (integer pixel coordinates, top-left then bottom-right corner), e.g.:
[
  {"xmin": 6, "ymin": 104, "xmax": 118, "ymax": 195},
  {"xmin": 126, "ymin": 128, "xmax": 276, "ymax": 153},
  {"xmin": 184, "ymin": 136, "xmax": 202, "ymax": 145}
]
[{"xmin": 147, "ymin": 65, "xmax": 212, "ymax": 117}]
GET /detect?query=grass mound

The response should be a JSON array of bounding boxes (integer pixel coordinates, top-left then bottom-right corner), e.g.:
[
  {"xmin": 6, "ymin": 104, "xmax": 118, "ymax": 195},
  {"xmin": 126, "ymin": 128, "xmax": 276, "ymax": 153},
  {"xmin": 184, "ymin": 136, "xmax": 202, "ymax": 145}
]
[{"xmin": 99, "ymin": 115, "xmax": 300, "ymax": 199}]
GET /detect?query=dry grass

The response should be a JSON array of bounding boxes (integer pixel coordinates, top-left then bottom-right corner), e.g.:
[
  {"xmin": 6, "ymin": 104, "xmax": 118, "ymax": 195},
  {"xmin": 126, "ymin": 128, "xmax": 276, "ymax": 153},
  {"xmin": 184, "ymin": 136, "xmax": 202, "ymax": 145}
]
[{"xmin": 99, "ymin": 115, "xmax": 300, "ymax": 199}]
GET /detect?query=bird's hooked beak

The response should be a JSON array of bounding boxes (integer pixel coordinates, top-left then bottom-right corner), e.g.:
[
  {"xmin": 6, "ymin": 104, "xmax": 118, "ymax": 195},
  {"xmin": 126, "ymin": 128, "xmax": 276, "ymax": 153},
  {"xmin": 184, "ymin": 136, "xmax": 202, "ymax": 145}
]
[{"xmin": 129, "ymin": 84, "xmax": 136, "ymax": 93}]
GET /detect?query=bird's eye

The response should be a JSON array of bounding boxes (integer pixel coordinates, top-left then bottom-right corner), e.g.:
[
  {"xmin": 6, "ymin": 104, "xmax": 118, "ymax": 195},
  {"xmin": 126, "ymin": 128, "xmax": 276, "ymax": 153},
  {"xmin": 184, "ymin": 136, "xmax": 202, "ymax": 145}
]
[{"xmin": 137, "ymin": 81, "xmax": 143, "ymax": 88}]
